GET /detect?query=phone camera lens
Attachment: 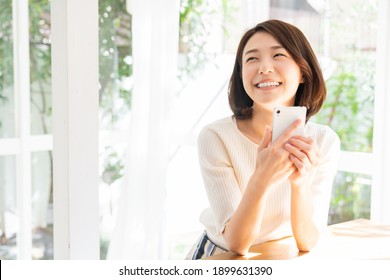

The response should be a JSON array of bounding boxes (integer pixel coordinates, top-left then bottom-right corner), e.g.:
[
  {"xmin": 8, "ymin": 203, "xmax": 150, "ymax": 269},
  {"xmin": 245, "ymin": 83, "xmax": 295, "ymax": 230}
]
[{"xmin": 276, "ymin": 110, "xmax": 280, "ymax": 114}]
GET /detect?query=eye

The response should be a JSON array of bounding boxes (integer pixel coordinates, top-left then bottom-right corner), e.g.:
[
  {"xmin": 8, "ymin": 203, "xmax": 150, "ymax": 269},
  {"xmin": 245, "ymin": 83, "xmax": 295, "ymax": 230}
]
[
  {"xmin": 245, "ymin": 57, "xmax": 258, "ymax": 62},
  {"xmin": 273, "ymin": 53, "xmax": 286, "ymax": 58}
]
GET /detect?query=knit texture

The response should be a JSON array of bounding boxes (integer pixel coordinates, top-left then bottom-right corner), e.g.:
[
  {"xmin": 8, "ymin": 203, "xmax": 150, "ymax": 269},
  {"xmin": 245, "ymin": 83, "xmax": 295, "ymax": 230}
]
[{"xmin": 197, "ymin": 116, "xmax": 340, "ymax": 248}]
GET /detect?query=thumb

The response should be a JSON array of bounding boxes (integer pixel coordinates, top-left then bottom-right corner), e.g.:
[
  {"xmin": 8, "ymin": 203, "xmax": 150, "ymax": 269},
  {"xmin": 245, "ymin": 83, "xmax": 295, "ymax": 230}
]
[{"xmin": 259, "ymin": 125, "xmax": 272, "ymax": 149}]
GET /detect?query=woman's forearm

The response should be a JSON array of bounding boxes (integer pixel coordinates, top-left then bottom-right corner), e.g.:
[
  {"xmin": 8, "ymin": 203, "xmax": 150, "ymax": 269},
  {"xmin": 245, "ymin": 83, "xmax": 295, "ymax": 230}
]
[
  {"xmin": 222, "ymin": 173, "xmax": 269, "ymax": 255},
  {"xmin": 290, "ymin": 183, "xmax": 320, "ymax": 251}
]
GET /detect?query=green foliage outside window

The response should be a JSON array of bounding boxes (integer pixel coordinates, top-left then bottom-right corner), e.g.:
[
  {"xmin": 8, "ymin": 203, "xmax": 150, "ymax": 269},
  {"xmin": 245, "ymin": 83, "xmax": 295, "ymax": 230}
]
[
  {"xmin": 178, "ymin": 0, "xmax": 235, "ymax": 85},
  {"xmin": 99, "ymin": 0, "xmax": 132, "ymax": 129},
  {"xmin": 0, "ymin": 0, "xmax": 132, "ymax": 259},
  {"xmin": 0, "ymin": 0, "xmax": 13, "ymax": 114},
  {"xmin": 313, "ymin": 49, "xmax": 376, "ymax": 225},
  {"xmin": 311, "ymin": 0, "xmax": 377, "ymax": 224}
]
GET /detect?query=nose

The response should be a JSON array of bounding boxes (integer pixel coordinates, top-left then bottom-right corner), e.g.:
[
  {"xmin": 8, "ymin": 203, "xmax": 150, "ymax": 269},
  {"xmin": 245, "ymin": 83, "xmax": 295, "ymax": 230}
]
[{"xmin": 258, "ymin": 59, "xmax": 274, "ymax": 74}]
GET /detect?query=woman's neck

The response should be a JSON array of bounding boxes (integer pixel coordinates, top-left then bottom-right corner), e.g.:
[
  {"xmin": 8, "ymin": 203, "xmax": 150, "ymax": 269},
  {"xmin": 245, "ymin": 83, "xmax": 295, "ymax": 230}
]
[
  {"xmin": 251, "ymin": 107, "xmax": 273, "ymax": 135},
  {"xmin": 236, "ymin": 106, "xmax": 273, "ymax": 144}
]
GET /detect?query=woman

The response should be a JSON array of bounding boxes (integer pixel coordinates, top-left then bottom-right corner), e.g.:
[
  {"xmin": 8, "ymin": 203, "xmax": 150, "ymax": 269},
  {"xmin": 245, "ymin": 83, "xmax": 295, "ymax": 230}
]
[{"xmin": 186, "ymin": 19, "xmax": 340, "ymax": 259}]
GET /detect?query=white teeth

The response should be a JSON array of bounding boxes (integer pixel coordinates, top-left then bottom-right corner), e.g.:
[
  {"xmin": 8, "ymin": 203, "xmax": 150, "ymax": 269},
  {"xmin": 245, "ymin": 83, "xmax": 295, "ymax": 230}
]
[{"xmin": 257, "ymin": 81, "xmax": 280, "ymax": 88}]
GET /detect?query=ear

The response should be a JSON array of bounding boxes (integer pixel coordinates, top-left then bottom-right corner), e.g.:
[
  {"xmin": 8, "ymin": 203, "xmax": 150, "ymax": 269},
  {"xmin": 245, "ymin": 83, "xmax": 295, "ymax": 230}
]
[{"xmin": 300, "ymin": 75, "xmax": 305, "ymax": 84}]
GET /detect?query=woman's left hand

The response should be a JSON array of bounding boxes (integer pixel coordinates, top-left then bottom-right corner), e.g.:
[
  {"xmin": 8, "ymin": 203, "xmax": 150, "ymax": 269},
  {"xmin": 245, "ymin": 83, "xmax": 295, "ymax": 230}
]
[{"xmin": 284, "ymin": 135, "xmax": 320, "ymax": 186}]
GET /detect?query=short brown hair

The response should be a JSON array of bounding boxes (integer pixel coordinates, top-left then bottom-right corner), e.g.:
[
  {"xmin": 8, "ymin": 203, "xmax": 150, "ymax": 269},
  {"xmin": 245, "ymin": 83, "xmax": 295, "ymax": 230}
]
[{"xmin": 228, "ymin": 19, "xmax": 326, "ymax": 121}]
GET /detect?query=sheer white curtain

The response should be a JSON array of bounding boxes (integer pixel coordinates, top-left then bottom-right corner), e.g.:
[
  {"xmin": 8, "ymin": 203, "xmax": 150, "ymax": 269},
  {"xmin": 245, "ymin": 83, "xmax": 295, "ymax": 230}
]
[{"xmin": 107, "ymin": 0, "xmax": 180, "ymax": 259}]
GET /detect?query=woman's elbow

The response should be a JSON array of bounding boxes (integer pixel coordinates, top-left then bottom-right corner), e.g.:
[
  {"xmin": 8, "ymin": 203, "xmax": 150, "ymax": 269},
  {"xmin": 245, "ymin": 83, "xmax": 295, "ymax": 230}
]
[
  {"xmin": 297, "ymin": 244, "xmax": 312, "ymax": 252},
  {"xmin": 296, "ymin": 239, "xmax": 318, "ymax": 252},
  {"xmin": 229, "ymin": 247, "xmax": 248, "ymax": 256},
  {"xmin": 222, "ymin": 226, "xmax": 253, "ymax": 256},
  {"xmin": 225, "ymin": 240, "xmax": 250, "ymax": 256}
]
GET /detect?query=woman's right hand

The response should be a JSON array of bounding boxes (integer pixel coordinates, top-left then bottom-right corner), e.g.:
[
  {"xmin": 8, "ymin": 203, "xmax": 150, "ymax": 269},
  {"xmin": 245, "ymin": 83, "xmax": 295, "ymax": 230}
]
[{"xmin": 254, "ymin": 120, "xmax": 302, "ymax": 188}]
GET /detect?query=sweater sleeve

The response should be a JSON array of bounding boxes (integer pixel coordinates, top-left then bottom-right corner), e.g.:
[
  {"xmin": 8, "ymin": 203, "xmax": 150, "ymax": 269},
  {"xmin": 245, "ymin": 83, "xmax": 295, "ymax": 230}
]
[
  {"xmin": 310, "ymin": 126, "xmax": 341, "ymax": 231},
  {"xmin": 197, "ymin": 125, "xmax": 242, "ymax": 234}
]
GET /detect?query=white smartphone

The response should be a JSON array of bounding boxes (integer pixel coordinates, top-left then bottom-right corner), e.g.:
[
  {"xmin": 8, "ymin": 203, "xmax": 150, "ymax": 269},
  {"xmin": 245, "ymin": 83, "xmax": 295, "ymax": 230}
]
[{"xmin": 271, "ymin": 106, "xmax": 307, "ymax": 143}]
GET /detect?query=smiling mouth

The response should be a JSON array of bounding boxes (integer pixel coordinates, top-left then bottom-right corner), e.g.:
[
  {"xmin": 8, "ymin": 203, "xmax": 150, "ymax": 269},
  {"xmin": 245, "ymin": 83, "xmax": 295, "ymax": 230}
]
[{"xmin": 257, "ymin": 81, "xmax": 281, "ymax": 88}]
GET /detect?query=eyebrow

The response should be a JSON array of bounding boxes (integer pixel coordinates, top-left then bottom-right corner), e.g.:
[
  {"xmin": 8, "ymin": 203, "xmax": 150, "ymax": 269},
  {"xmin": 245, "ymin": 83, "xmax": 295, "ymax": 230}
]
[{"xmin": 243, "ymin": 45, "xmax": 285, "ymax": 56}]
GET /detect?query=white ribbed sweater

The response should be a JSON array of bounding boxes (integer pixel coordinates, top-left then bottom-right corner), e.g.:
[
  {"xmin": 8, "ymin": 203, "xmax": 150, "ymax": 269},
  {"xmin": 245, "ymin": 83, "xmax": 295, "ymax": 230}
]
[{"xmin": 197, "ymin": 116, "xmax": 340, "ymax": 249}]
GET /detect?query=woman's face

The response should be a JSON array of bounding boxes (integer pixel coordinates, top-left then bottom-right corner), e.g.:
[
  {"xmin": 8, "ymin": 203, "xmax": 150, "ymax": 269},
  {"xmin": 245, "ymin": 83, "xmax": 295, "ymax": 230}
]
[{"xmin": 241, "ymin": 31, "xmax": 303, "ymax": 112}]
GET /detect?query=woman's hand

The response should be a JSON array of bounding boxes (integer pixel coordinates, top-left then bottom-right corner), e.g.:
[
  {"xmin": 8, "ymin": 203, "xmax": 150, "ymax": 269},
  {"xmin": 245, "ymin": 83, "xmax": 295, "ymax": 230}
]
[
  {"xmin": 285, "ymin": 135, "xmax": 321, "ymax": 251},
  {"xmin": 284, "ymin": 135, "xmax": 320, "ymax": 186},
  {"xmin": 254, "ymin": 120, "xmax": 303, "ymax": 188}
]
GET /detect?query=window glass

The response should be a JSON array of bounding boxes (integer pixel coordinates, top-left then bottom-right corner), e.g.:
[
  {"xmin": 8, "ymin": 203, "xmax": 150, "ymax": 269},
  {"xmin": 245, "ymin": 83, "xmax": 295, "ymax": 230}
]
[
  {"xmin": 31, "ymin": 151, "xmax": 53, "ymax": 259},
  {"xmin": 0, "ymin": 0, "xmax": 15, "ymax": 138},
  {"xmin": 30, "ymin": 0, "xmax": 52, "ymax": 135},
  {"xmin": 98, "ymin": 0, "xmax": 132, "ymax": 259},
  {"xmin": 309, "ymin": 0, "xmax": 377, "ymax": 154},
  {"xmin": 1, "ymin": 0, "xmax": 133, "ymax": 260},
  {"xmin": 328, "ymin": 171, "xmax": 371, "ymax": 224},
  {"xmin": 99, "ymin": 0, "xmax": 132, "ymax": 130},
  {"xmin": 0, "ymin": 155, "xmax": 16, "ymax": 260}
]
